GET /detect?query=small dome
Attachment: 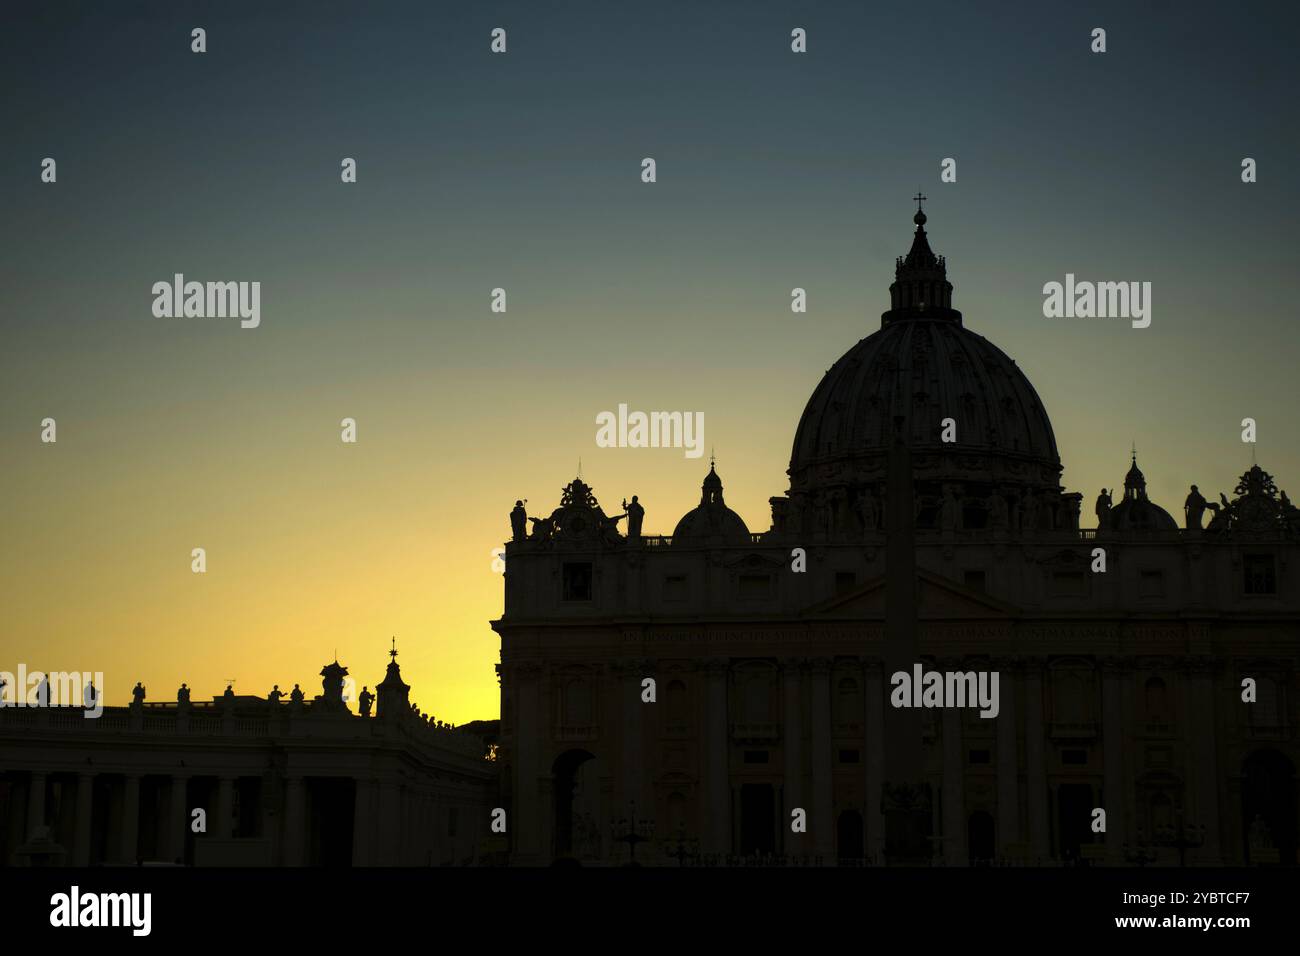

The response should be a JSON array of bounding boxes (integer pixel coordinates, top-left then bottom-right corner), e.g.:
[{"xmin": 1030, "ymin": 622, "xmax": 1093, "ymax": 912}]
[
  {"xmin": 1110, "ymin": 497, "xmax": 1178, "ymax": 532},
  {"xmin": 1111, "ymin": 453, "xmax": 1177, "ymax": 531},
  {"xmin": 673, "ymin": 465, "xmax": 751, "ymax": 543}
]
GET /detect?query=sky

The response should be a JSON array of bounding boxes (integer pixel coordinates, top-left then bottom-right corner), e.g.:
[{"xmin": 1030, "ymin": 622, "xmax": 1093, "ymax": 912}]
[{"xmin": 2, "ymin": 0, "xmax": 1298, "ymax": 720}]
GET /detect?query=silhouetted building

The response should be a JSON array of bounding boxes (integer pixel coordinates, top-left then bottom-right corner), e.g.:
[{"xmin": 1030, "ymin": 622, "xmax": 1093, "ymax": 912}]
[
  {"xmin": 495, "ymin": 207, "xmax": 1300, "ymax": 866},
  {"xmin": 0, "ymin": 652, "xmax": 494, "ymax": 866}
]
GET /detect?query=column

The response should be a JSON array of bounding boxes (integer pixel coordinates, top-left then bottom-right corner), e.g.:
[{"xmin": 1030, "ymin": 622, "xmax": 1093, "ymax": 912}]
[
  {"xmin": 864, "ymin": 660, "xmax": 885, "ymax": 863},
  {"xmin": 705, "ymin": 659, "xmax": 730, "ymax": 855},
  {"xmin": 776, "ymin": 784, "xmax": 786, "ymax": 854},
  {"xmin": 1024, "ymin": 661, "xmax": 1050, "ymax": 861},
  {"xmin": 809, "ymin": 658, "xmax": 833, "ymax": 861},
  {"xmin": 216, "ymin": 775, "xmax": 235, "ymax": 839},
  {"xmin": 120, "ymin": 774, "xmax": 140, "ymax": 864},
  {"xmin": 513, "ymin": 662, "xmax": 543, "ymax": 863},
  {"xmin": 621, "ymin": 659, "xmax": 644, "ymax": 816},
  {"xmin": 283, "ymin": 776, "xmax": 306, "ymax": 866},
  {"xmin": 1101, "ymin": 659, "xmax": 1128, "ymax": 863},
  {"xmin": 782, "ymin": 659, "xmax": 804, "ymax": 853},
  {"xmin": 941, "ymin": 706, "xmax": 965, "ymax": 865},
  {"xmin": 638, "ymin": 659, "xmax": 656, "ymax": 815},
  {"xmin": 731, "ymin": 784, "xmax": 742, "ymax": 854},
  {"xmin": 169, "ymin": 774, "xmax": 189, "ymax": 863},
  {"xmin": 1189, "ymin": 659, "xmax": 1222, "ymax": 863},
  {"xmin": 352, "ymin": 779, "xmax": 377, "ymax": 866},
  {"xmin": 73, "ymin": 773, "xmax": 94, "ymax": 866},
  {"xmin": 26, "ymin": 771, "xmax": 46, "ymax": 838},
  {"xmin": 400, "ymin": 786, "xmax": 413, "ymax": 866},
  {"xmin": 996, "ymin": 660, "xmax": 1020, "ymax": 857}
]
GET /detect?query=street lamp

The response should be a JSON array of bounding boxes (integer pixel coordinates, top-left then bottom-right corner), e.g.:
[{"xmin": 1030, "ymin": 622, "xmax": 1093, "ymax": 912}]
[
  {"xmin": 1153, "ymin": 811, "xmax": 1205, "ymax": 868},
  {"xmin": 667, "ymin": 825, "xmax": 699, "ymax": 867},
  {"xmin": 610, "ymin": 802, "xmax": 656, "ymax": 866}
]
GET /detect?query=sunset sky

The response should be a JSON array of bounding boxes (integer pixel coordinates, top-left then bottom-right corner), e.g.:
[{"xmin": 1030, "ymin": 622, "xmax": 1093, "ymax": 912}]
[{"xmin": 2, "ymin": 0, "xmax": 1298, "ymax": 720}]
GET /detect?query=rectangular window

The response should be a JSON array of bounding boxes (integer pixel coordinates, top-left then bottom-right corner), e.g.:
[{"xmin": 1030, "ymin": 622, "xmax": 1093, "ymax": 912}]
[
  {"xmin": 1139, "ymin": 570, "xmax": 1165, "ymax": 598},
  {"xmin": 663, "ymin": 574, "xmax": 687, "ymax": 602},
  {"xmin": 968, "ymin": 749, "xmax": 990, "ymax": 765},
  {"xmin": 1050, "ymin": 571, "xmax": 1087, "ymax": 597},
  {"xmin": 834, "ymin": 571, "xmax": 856, "ymax": 595},
  {"xmin": 447, "ymin": 806, "xmax": 459, "ymax": 837},
  {"xmin": 1244, "ymin": 554, "xmax": 1277, "ymax": 595},
  {"xmin": 1062, "ymin": 749, "xmax": 1088, "ymax": 765},
  {"xmin": 963, "ymin": 570, "xmax": 986, "ymax": 592},
  {"xmin": 562, "ymin": 562, "xmax": 593, "ymax": 602},
  {"xmin": 739, "ymin": 574, "xmax": 771, "ymax": 599},
  {"xmin": 838, "ymin": 749, "xmax": 861, "ymax": 764},
  {"xmin": 743, "ymin": 750, "xmax": 769, "ymax": 764}
]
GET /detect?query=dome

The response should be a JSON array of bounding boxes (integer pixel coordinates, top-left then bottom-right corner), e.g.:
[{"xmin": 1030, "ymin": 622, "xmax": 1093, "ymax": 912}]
[
  {"xmin": 788, "ymin": 206, "xmax": 1062, "ymax": 498},
  {"xmin": 1109, "ymin": 454, "xmax": 1178, "ymax": 531},
  {"xmin": 673, "ymin": 464, "xmax": 751, "ymax": 543}
]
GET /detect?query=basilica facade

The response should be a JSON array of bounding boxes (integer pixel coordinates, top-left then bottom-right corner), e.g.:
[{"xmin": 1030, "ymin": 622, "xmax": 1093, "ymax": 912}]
[{"xmin": 494, "ymin": 207, "xmax": 1300, "ymax": 867}]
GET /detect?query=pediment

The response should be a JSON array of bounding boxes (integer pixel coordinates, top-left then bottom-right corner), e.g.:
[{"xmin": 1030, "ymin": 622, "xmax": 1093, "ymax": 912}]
[
  {"xmin": 805, "ymin": 568, "xmax": 1019, "ymax": 620},
  {"xmin": 724, "ymin": 552, "xmax": 786, "ymax": 571},
  {"xmin": 1039, "ymin": 548, "xmax": 1091, "ymax": 569}
]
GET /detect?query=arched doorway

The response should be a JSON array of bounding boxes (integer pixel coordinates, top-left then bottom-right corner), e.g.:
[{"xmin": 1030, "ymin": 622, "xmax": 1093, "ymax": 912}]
[
  {"xmin": 1241, "ymin": 750, "xmax": 1296, "ymax": 865},
  {"xmin": 968, "ymin": 810, "xmax": 995, "ymax": 865},
  {"xmin": 837, "ymin": 809, "xmax": 864, "ymax": 862},
  {"xmin": 552, "ymin": 749, "xmax": 595, "ymax": 862}
]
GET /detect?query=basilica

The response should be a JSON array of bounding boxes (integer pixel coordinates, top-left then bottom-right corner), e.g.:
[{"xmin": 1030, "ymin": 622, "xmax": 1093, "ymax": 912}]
[{"xmin": 495, "ymin": 205, "xmax": 1300, "ymax": 866}]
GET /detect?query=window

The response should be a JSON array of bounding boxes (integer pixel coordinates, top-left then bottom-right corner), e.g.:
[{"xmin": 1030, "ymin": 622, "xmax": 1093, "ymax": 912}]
[
  {"xmin": 663, "ymin": 574, "xmax": 687, "ymax": 602},
  {"xmin": 834, "ymin": 571, "xmax": 856, "ymax": 595},
  {"xmin": 838, "ymin": 749, "xmax": 860, "ymax": 764},
  {"xmin": 739, "ymin": 574, "xmax": 771, "ymax": 599},
  {"xmin": 1062, "ymin": 749, "xmax": 1088, "ymax": 765},
  {"xmin": 1244, "ymin": 554, "xmax": 1277, "ymax": 595},
  {"xmin": 743, "ymin": 750, "xmax": 769, "ymax": 764},
  {"xmin": 1139, "ymin": 570, "xmax": 1165, "ymax": 598},
  {"xmin": 447, "ymin": 806, "xmax": 459, "ymax": 837},
  {"xmin": 1144, "ymin": 676, "xmax": 1168, "ymax": 721},
  {"xmin": 744, "ymin": 675, "xmax": 773, "ymax": 723},
  {"xmin": 1053, "ymin": 671, "xmax": 1092, "ymax": 725},
  {"xmin": 967, "ymin": 749, "xmax": 990, "ymax": 765},
  {"xmin": 963, "ymin": 569, "xmax": 986, "ymax": 592},
  {"xmin": 563, "ymin": 679, "xmax": 592, "ymax": 726},
  {"xmin": 666, "ymin": 680, "xmax": 687, "ymax": 719},
  {"xmin": 666, "ymin": 680, "xmax": 688, "ymax": 732},
  {"xmin": 1250, "ymin": 676, "xmax": 1281, "ymax": 728},
  {"xmin": 562, "ymin": 562, "xmax": 593, "ymax": 601},
  {"xmin": 836, "ymin": 677, "xmax": 862, "ymax": 725},
  {"xmin": 1050, "ymin": 571, "xmax": 1087, "ymax": 597}
]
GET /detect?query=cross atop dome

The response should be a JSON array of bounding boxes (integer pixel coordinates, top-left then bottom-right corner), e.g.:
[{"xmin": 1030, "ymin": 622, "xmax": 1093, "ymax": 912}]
[{"xmin": 883, "ymin": 201, "xmax": 960, "ymax": 326}]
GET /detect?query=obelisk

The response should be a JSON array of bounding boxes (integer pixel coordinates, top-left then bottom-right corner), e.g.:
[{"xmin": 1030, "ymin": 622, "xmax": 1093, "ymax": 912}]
[{"xmin": 881, "ymin": 414, "xmax": 932, "ymax": 863}]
